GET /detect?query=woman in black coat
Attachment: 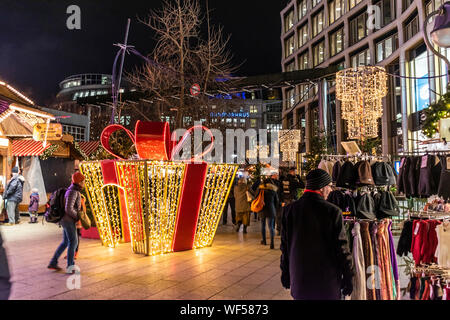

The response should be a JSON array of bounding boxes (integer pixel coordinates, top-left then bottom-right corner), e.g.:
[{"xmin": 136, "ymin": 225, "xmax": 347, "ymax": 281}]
[{"xmin": 257, "ymin": 178, "xmax": 279, "ymax": 249}]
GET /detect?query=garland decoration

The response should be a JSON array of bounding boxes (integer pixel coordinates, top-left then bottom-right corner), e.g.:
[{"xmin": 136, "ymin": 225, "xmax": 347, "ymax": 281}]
[
  {"xmin": 422, "ymin": 92, "xmax": 450, "ymax": 138},
  {"xmin": 73, "ymin": 141, "xmax": 89, "ymax": 160},
  {"xmin": 39, "ymin": 144, "xmax": 59, "ymax": 160}
]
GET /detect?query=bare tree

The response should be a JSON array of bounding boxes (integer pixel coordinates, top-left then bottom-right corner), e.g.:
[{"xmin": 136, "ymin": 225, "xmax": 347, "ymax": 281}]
[{"xmin": 128, "ymin": 0, "xmax": 238, "ymax": 128}]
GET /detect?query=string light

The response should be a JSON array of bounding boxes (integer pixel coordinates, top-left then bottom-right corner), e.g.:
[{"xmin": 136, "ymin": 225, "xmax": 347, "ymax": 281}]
[
  {"xmin": 278, "ymin": 130, "xmax": 301, "ymax": 161},
  {"xmin": 81, "ymin": 160, "xmax": 237, "ymax": 256},
  {"xmin": 336, "ymin": 66, "xmax": 388, "ymax": 140}
]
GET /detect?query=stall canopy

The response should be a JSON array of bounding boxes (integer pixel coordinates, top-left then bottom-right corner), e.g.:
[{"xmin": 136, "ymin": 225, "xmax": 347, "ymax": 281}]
[
  {"xmin": 11, "ymin": 140, "xmax": 50, "ymax": 157},
  {"xmin": 77, "ymin": 141, "xmax": 100, "ymax": 158}
]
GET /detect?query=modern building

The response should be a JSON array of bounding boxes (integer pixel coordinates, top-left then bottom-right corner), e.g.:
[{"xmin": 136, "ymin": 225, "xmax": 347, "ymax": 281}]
[
  {"xmin": 281, "ymin": 0, "xmax": 449, "ymax": 155},
  {"xmin": 52, "ymin": 73, "xmax": 135, "ymax": 140}
]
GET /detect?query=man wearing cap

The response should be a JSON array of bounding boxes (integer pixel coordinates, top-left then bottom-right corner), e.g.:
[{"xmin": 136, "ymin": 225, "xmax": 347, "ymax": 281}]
[
  {"xmin": 280, "ymin": 169, "xmax": 354, "ymax": 300},
  {"xmin": 48, "ymin": 171, "xmax": 85, "ymax": 273}
]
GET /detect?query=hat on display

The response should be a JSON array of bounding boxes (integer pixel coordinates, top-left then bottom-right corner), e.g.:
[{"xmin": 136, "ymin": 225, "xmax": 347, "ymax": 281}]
[
  {"xmin": 336, "ymin": 161, "xmax": 357, "ymax": 189},
  {"xmin": 371, "ymin": 162, "xmax": 396, "ymax": 186},
  {"xmin": 305, "ymin": 169, "xmax": 332, "ymax": 190},
  {"xmin": 72, "ymin": 171, "xmax": 85, "ymax": 185},
  {"xmin": 356, "ymin": 161, "xmax": 375, "ymax": 186},
  {"xmin": 377, "ymin": 191, "xmax": 400, "ymax": 218},
  {"xmin": 356, "ymin": 193, "xmax": 377, "ymax": 220},
  {"xmin": 12, "ymin": 167, "xmax": 19, "ymax": 173}
]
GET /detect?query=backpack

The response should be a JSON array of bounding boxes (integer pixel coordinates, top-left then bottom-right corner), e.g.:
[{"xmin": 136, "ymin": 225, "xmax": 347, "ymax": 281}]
[
  {"xmin": 251, "ymin": 189, "xmax": 265, "ymax": 213},
  {"xmin": 44, "ymin": 188, "xmax": 67, "ymax": 223}
]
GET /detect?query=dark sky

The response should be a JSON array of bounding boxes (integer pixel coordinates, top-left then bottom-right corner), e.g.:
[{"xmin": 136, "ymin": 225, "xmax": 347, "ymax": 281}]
[{"xmin": 0, "ymin": 0, "xmax": 284, "ymax": 105}]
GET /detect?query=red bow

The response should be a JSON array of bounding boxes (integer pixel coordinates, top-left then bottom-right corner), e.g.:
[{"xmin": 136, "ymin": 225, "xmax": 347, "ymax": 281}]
[{"xmin": 101, "ymin": 121, "xmax": 214, "ymax": 161}]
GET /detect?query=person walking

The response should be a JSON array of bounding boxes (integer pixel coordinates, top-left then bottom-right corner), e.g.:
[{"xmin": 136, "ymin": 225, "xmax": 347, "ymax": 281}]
[
  {"xmin": 3, "ymin": 167, "xmax": 25, "ymax": 225},
  {"xmin": 280, "ymin": 169, "xmax": 354, "ymax": 300},
  {"xmin": 234, "ymin": 177, "xmax": 252, "ymax": 234},
  {"xmin": 48, "ymin": 172, "xmax": 85, "ymax": 273},
  {"xmin": 258, "ymin": 178, "xmax": 279, "ymax": 249},
  {"xmin": 28, "ymin": 188, "xmax": 40, "ymax": 224},
  {"xmin": 222, "ymin": 179, "xmax": 236, "ymax": 225},
  {"xmin": 280, "ymin": 168, "xmax": 305, "ymax": 206},
  {"xmin": 270, "ymin": 173, "xmax": 284, "ymax": 236},
  {"xmin": 0, "ymin": 231, "xmax": 11, "ymax": 300}
]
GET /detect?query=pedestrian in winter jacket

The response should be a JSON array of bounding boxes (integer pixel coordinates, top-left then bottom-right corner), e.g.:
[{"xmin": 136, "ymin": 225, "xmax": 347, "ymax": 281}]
[
  {"xmin": 3, "ymin": 167, "xmax": 25, "ymax": 225},
  {"xmin": 280, "ymin": 169, "xmax": 354, "ymax": 300},
  {"xmin": 0, "ymin": 231, "xmax": 11, "ymax": 300},
  {"xmin": 234, "ymin": 178, "xmax": 252, "ymax": 233},
  {"xmin": 48, "ymin": 171, "xmax": 85, "ymax": 273},
  {"xmin": 257, "ymin": 178, "xmax": 279, "ymax": 249},
  {"xmin": 28, "ymin": 188, "xmax": 39, "ymax": 224}
]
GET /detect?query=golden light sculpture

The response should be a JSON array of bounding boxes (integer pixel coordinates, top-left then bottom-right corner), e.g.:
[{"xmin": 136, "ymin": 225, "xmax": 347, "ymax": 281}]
[
  {"xmin": 79, "ymin": 162, "xmax": 124, "ymax": 248},
  {"xmin": 278, "ymin": 130, "xmax": 301, "ymax": 161},
  {"xmin": 336, "ymin": 66, "xmax": 388, "ymax": 140},
  {"xmin": 80, "ymin": 160, "xmax": 237, "ymax": 256}
]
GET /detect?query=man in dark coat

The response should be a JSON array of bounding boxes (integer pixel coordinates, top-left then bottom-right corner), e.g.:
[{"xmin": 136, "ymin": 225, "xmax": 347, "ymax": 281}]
[
  {"xmin": 3, "ymin": 167, "xmax": 25, "ymax": 225},
  {"xmin": 280, "ymin": 169, "xmax": 354, "ymax": 300}
]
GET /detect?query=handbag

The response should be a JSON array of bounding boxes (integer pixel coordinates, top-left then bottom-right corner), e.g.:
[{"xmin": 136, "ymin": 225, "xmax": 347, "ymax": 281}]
[
  {"xmin": 79, "ymin": 210, "xmax": 91, "ymax": 230},
  {"xmin": 0, "ymin": 200, "xmax": 6, "ymax": 222},
  {"xmin": 79, "ymin": 195, "xmax": 91, "ymax": 230},
  {"xmin": 251, "ymin": 190, "xmax": 265, "ymax": 213}
]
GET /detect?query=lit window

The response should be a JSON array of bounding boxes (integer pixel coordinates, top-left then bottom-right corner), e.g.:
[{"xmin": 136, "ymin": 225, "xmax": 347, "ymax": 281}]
[
  {"xmin": 312, "ymin": 11, "xmax": 324, "ymax": 37},
  {"xmin": 285, "ymin": 35, "xmax": 295, "ymax": 58},
  {"xmin": 250, "ymin": 105, "xmax": 258, "ymax": 113}
]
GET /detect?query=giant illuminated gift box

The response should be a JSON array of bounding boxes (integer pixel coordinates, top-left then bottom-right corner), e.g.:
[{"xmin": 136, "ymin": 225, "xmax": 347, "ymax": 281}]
[{"xmin": 79, "ymin": 121, "xmax": 237, "ymax": 256}]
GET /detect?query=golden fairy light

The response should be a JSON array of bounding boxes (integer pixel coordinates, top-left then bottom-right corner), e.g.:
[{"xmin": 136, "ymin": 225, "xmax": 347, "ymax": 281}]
[
  {"xmin": 278, "ymin": 130, "xmax": 301, "ymax": 162},
  {"xmin": 79, "ymin": 160, "xmax": 237, "ymax": 256},
  {"xmin": 336, "ymin": 66, "xmax": 388, "ymax": 140}
]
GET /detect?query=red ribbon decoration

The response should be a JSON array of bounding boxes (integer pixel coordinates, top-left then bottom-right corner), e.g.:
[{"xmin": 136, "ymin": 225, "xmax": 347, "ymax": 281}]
[{"xmin": 101, "ymin": 121, "xmax": 214, "ymax": 162}]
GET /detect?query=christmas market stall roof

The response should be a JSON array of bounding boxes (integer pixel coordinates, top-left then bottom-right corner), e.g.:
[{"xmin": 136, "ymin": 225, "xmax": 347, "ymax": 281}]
[{"xmin": 0, "ymin": 80, "xmax": 55, "ymax": 138}]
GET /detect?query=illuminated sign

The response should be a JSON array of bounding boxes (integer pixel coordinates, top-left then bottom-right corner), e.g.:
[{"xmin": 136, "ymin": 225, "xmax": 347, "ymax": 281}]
[
  {"xmin": 210, "ymin": 112, "xmax": 250, "ymax": 118},
  {"xmin": 33, "ymin": 123, "xmax": 63, "ymax": 141}
]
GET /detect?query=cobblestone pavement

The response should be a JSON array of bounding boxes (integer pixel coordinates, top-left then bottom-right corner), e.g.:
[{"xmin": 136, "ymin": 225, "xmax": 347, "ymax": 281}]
[
  {"xmin": 1, "ymin": 215, "xmax": 411, "ymax": 300},
  {"xmin": 1, "ymin": 216, "xmax": 292, "ymax": 300}
]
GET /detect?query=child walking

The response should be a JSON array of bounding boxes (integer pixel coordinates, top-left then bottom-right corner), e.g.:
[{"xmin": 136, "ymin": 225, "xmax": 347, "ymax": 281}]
[{"xmin": 28, "ymin": 188, "xmax": 39, "ymax": 224}]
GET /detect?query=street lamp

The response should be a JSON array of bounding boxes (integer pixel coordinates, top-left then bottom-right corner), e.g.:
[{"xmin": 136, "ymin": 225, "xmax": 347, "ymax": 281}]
[{"xmin": 424, "ymin": 2, "xmax": 450, "ymax": 74}]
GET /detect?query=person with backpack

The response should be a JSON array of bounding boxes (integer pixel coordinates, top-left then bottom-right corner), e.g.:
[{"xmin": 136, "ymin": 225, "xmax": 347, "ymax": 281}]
[
  {"xmin": 3, "ymin": 167, "xmax": 25, "ymax": 225},
  {"xmin": 28, "ymin": 188, "xmax": 40, "ymax": 224},
  {"xmin": 48, "ymin": 172, "xmax": 85, "ymax": 273},
  {"xmin": 255, "ymin": 177, "xmax": 279, "ymax": 249}
]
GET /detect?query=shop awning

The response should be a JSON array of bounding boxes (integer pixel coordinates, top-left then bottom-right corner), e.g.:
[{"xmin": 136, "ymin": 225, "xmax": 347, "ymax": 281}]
[
  {"xmin": 78, "ymin": 141, "xmax": 100, "ymax": 157},
  {"xmin": 12, "ymin": 140, "xmax": 51, "ymax": 157}
]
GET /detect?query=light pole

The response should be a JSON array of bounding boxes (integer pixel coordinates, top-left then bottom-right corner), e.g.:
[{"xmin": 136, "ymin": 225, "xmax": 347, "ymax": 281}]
[{"xmin": 424, "ymin": 2, "xmax": 450, "ymax": 81}]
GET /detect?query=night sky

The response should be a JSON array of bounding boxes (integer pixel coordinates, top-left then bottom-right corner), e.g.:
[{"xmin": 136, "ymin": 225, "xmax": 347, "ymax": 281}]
[{"xmin": 0, "ymin": 0, "xmax": 285, "ymax": 105}]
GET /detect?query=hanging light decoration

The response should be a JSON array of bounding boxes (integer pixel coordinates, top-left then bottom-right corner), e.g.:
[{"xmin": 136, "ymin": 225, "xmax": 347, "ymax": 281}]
[{"xmin": 336, "ymin": 66, "xmax": 388, "ymax": 140}]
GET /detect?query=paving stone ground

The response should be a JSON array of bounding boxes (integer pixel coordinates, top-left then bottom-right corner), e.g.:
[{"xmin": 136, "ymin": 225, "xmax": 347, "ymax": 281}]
[{"xmin": 1, "ymin": 214, "xmax": 411, "ymax": 300}]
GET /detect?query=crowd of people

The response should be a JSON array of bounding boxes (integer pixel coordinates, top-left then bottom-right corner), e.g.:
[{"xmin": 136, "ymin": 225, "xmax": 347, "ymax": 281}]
[
  {"xmin": 222, "ymin": 168, "xmax": 305, "ymax": 249},
  {"xmin": 0, "ymin": 165, "xmax": 356, "ymax": 300}
]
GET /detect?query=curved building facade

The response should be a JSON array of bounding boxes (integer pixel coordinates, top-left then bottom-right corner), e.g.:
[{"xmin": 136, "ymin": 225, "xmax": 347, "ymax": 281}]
[{"xmin": 281, "ymin": 0, "xmax": 449, "ymax": 154}]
